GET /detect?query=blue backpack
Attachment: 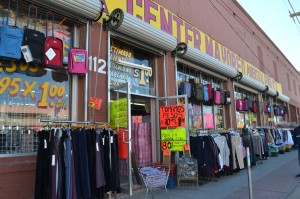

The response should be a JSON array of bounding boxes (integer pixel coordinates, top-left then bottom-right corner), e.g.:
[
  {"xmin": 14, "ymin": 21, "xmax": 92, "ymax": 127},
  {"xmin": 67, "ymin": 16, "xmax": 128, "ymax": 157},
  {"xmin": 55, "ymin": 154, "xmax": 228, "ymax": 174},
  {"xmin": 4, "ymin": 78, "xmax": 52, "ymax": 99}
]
[
  {"xmin": 0, "ymin": 0, "xmax": 24, "ymax": 60},
  {"xmin": 203, "ymin": 86, "xmax": 209, "ymax": 102}
]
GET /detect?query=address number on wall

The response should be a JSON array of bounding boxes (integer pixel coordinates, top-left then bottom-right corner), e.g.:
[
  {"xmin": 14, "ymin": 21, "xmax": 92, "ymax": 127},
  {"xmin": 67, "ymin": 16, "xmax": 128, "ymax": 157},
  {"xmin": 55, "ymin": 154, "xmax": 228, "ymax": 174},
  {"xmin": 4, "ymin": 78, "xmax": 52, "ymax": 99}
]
[{"xmin": 88, "ymin": 56, "xmax": 106, "ymax": 74}]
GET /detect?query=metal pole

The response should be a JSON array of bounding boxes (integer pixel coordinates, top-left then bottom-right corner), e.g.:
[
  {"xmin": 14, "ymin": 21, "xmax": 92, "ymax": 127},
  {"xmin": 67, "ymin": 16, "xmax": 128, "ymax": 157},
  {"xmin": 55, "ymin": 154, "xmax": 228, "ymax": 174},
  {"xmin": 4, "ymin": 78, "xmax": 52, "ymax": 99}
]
[
  {"xmin": 84, "ymin": 20, "xmax": 90, "ymax": 121},
  {"xmin": 246, "ymin": 147, "xmax": 253, "ymax": 199}
]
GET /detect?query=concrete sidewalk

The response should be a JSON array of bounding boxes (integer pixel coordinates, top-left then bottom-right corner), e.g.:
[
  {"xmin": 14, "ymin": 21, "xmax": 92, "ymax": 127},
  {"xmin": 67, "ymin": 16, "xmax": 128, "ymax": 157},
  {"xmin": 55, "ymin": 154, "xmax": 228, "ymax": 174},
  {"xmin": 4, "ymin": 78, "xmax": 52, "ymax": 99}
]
[{"xmin": 118, "ymin": 149, "xmax": 300, "ymax": 199}]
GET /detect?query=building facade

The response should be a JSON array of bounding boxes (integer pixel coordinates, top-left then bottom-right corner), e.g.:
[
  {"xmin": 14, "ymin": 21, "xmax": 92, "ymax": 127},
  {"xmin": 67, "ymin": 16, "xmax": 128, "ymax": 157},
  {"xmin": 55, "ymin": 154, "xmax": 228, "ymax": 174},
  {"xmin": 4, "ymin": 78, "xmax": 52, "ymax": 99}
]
[{"xmin": 0, "ymin": 0, "xmax": 298, "ymax": 198}]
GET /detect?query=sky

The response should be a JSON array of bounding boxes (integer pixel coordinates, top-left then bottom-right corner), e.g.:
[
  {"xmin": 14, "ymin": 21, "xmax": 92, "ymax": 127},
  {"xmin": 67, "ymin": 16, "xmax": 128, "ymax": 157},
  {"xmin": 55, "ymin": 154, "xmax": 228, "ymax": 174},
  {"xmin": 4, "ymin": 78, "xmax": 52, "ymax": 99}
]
[{"xmin": 237, "ymin": 0, "xmax": 300, "ymax": 71}]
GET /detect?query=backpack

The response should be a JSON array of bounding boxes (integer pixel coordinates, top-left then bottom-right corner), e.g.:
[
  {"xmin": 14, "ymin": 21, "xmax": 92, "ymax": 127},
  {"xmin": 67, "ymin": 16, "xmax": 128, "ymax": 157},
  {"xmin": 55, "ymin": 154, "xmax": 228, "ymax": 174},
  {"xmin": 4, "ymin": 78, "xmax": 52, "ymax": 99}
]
[
  {"xmin": 44, "ymin": 12, "xmax": 63, "ymax": 68},
  {"xmin": 244, "ymin": 98, "xmax": 249, "ymax": 111},
  {"xmin": 0, "ymin": 0, "xmax": 23, "ymax": 60},
  {"xmin": 205, "ymin": 84, "xmax": 213, "ymax": 100},
  {"xmin": 214, "ymin": 90, "xmax": 221, "ymax": 105},
  {"xmin": 236, "ymin": 99, "xmax": 244, "ymax": 111},
  {"xmin": 22, "ymin": 5, "xmax": 45, "ymax": 64},
  {"xmin": 203, "ymin": 86, "xmax": 209, "ymax": 102},
  {"xmin": 224, "ymin": 90, "xmax": 231, "ymax": 105},
  {"xmin": 68, "ymin": 48, "xmax": 88, "ymax": 74},
  {"xmin": 180, "ymin": 81, "xmax": 191, "ymax": 98},
  {"xmin": 189, "ymin": 79, "xmax": 196, "ymax": 99},
  {"xmin": 195, "ymin": 83, "xmax": 204, "ymax": 101},
  {"xmin": 252, "ymin": 101, "xmax": 258, "ymax": 113}
]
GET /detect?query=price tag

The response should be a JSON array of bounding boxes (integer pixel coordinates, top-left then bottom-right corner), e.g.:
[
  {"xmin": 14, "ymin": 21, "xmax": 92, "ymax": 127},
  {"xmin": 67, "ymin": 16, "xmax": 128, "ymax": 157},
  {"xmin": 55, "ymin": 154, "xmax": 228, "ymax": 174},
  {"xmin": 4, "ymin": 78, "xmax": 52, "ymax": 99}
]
[
  {"xmin": 44, "ymin": 139, "xmax": 47, "ymax": 149},
  {"xmin": 110, "ymin": 136, "xmax": 114, "ymax": 144},
  {"xmin": 163, "ymin": 150, "xmax": 171, "ymax": 156},
  {"xmin": 102, "ymin": 138, "xmax": 105, "ymax": 145},
  {"xmin": 183, "ymin": 144, "xmax": 190, "ymax": 151},
  {"xmin": 89, "ymin": 97, "xmax": 102, "ymax": 110},
  {"xmin": 52, "ymin": 155, "xmax": 55, "ymax": 166},
  {"xmin": 96, "ymin": 142, "xmax": 99, "ymax": 151}
]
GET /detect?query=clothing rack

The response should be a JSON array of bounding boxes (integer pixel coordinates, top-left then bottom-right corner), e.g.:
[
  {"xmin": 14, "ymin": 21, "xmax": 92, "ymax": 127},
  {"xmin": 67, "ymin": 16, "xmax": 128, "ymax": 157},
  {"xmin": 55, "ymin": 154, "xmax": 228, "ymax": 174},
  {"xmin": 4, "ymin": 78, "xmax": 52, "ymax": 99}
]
[
  {"xmin": 39, "ymin": 119, "xmax": 106, "ymax": 124},
  {"xmin": 38, "ymin": 119, "xmax": 117, "ymax": 199}
]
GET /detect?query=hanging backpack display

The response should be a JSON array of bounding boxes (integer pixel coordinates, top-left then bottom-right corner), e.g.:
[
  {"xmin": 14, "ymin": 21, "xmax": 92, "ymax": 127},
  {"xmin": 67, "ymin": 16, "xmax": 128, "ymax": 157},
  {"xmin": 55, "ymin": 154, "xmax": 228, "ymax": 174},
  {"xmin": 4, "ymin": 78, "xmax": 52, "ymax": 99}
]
[
  {"xmin": 195, "ymin": 83, "xmax": 204, "ymax": 101},
  {"xmin": 44, "ymin": 12, "xmax": 63, "ymax": 68},
  {"xmin": 252, "ymin": 101, "xmax": 258, "ymax": 113},
  {"xmin": 236, "ymin": 99, "xmax": 244, "ymax": 111},
  {"xmin": 22, "ymin": 5, "xmax": 45, "ymax": 64},
  {"xmin": 244, "ymin": 97, "xmax": 249, "ymax": 111},
  {"xmin": 203, "ymin": 85, "xmax": 209, "ymax": 102},
  {"xmin": 220, "ymin": 90, "xmax": 225, "ymax": 105},
  {"xmin": 180, "ymin": 81, "xmax": 191, "ymax": 98},
  {"xmin": 224, "ymin": 90, "xmax": 231, "ymax": 105},
  {"xmin": 0, "ymin": 0, "xmax": 23, "ymax": 60},
  {"xmin": 189, "ymin": 78, "xmax": 196, "ymax": 100},
  {"xmin": 214, "ymin": 90, "xmax": 221, "ymax": 105},
  {"xmin": 205, "ymin": 84, "xmax": 213, "ymax": 100},
  {"xmin": 68, "ymin": 48, "xmax": 88, "ymax": 74}
]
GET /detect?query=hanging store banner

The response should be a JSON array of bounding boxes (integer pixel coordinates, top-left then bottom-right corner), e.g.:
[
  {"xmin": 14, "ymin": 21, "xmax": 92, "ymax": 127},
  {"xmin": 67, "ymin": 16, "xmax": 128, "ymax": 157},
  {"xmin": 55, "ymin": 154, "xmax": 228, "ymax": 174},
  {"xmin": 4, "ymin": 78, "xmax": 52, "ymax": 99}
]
[
  {"xmin": 161, "ymin": 128, "xmax": 186, "ymax": 151},
  {"xmin": 159, "ymin": 105, "xmax": 186, "ymax": 128},
  {"xmin": 102, "ymin": 0, "xmax": 282, "ymax": 93},
  {"xmin": 110, "ymin": 98, "xmax": 128, "ymax": 128}
]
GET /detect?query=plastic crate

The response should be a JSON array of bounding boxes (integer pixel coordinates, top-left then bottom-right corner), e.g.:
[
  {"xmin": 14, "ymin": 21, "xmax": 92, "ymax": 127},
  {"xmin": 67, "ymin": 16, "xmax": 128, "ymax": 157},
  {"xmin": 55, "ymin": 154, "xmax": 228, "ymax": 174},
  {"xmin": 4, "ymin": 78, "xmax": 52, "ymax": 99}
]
[{"xmin": 166, "ymin": 176, "xmax": 176, "ymax": 189}]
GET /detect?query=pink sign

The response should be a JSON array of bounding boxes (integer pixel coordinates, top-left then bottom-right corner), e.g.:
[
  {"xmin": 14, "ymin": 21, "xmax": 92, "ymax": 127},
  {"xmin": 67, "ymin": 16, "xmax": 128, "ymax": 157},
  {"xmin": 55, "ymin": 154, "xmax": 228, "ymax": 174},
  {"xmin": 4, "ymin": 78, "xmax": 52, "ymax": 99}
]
[{"xmin": 204, "ymin": 113, "xmax": 214, "ymax": 129}]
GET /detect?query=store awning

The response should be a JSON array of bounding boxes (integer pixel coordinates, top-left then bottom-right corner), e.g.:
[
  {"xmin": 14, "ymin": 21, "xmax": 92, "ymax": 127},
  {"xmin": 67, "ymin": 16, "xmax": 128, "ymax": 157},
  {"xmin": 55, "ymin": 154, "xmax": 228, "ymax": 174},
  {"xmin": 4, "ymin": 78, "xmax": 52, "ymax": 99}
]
[
  {"xmin": 266, "ymin": 87, "xmax": 277, "ymax": 96},
  {"xmin": 238, "ymin": 74, "xmax": 267, "ymax": 92},
  {"xmin": 277, "ymin": 93, "xmax": 290, "ymax": 102},
  {"xmin": 37, "ymin": 0, "xmax": 104, "ymax": 21},
  {"xmin": 178, "ymin": 44, "xmax": 238, "ymax": 78},
  {"xmin": 107, "ymin": 9, "xmax": 178, "ymax": 52}
]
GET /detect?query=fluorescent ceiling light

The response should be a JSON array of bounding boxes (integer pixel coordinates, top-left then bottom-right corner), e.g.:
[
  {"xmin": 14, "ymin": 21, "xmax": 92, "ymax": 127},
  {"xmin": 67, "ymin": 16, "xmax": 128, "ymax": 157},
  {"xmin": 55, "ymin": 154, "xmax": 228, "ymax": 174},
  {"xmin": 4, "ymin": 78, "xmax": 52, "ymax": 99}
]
[{"xmin": 116, "ymin": 60, "xmax": 152, "ymax": 71}]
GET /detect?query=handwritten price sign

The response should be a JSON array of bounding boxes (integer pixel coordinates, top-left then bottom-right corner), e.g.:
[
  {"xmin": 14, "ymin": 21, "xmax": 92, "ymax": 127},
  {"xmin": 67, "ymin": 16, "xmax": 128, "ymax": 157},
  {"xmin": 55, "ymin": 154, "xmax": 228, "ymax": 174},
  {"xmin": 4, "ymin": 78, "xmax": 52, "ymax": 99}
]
[
  {"xmin": 159, "ymin": 105, "xmax": 185, "ymax": 128},
  {"xmin": 161, "ymin": 128, "xmax": 186, "ymax": 151},
  {"xmin": 0, "ymin": 76, "xmax": 67, "ymax": 110}
]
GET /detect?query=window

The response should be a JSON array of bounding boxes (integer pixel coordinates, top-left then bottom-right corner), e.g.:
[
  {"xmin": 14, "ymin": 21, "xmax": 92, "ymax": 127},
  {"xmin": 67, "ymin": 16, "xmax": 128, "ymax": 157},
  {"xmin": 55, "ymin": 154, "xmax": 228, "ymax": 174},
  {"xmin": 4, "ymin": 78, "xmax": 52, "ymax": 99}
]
[
  {"xmin": 177, "ymin": 63, "xmax": 224, "ymax": 131},
  {"xmin": 110, "ymin": 39, "xmax": 155, "ymax": 95},
  {"xmin": 234, "ymin": 86, "xmax": 258, "ymax": 128},
  {"xmin": 0, "ymin": 63, "xmax": 69, "ymax": 155},
  {"xmin": 0, "ymin": 1, "xmax": 74, "ymax": 155}
]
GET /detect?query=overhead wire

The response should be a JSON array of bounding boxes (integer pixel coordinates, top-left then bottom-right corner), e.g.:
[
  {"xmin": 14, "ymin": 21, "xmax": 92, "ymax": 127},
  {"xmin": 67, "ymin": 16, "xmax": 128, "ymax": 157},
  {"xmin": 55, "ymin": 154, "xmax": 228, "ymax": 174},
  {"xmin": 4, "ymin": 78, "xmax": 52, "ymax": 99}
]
[{"xmin": 287, "ymin": 0, "xmax": 300, "ymax": 26}]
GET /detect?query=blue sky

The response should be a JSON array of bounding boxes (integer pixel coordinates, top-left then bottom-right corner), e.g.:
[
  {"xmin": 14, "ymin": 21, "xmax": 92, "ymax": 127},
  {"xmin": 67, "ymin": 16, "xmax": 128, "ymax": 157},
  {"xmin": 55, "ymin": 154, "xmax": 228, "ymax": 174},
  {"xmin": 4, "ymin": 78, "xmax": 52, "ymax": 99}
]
[{"xmin": 237, "ymin": 0, "xmax": 300, "ymax": 71}]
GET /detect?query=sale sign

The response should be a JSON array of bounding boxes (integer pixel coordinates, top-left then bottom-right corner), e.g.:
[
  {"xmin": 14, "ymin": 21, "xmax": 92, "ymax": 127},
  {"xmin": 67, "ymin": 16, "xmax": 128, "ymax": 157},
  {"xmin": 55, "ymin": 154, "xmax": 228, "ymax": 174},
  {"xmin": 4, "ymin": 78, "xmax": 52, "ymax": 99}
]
[
  {"xmin": 160, "ymin": 105, "xmax": 185, "ymax": 128},
  {"xmin": 161, "ymin": 128, "xmax": 186, "ymax": 151}
]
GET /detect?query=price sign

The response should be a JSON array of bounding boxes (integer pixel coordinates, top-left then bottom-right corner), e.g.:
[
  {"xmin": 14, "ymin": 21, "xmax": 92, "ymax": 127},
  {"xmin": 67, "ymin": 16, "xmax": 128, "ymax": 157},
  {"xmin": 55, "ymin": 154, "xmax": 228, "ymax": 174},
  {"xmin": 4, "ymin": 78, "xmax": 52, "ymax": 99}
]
[
  {"xmin": 0, "ymin": 61, "xmax": 68, "ymax": 112},
  {"xmin": 89, "ymin": 97, "xmax": 102, "ymax": 110},
  {"xmin": 161, "ymin": 128, "xmax": 186, "ymax": 151},
  {"xmin": 160, "ymin": 105, "xmax": 185, "ymax": 128}
]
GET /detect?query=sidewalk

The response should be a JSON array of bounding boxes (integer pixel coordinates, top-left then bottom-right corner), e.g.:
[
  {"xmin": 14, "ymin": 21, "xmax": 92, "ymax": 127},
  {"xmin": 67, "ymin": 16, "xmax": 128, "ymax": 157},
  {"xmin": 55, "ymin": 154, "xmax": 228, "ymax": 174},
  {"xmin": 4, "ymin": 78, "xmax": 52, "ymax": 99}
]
[{"xmin": 118, "ymin": 149, "xmax": 300, "ymax": 199}]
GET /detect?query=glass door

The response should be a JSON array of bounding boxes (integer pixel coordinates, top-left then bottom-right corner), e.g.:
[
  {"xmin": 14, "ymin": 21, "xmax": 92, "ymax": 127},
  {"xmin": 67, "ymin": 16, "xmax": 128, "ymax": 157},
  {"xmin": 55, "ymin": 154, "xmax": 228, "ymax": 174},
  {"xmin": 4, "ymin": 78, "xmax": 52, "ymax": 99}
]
[{"xmin": 110, "ymin": 82, "xmax": 133, "ymax": 196}]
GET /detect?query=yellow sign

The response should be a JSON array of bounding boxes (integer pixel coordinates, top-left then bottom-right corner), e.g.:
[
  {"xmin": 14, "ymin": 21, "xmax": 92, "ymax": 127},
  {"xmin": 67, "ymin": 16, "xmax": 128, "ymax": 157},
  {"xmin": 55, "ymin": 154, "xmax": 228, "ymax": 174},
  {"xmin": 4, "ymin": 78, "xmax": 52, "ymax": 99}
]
[
  {"xmin": 110, "ymin": 98, "xmax": 128, "ymax": 128},
  {"xmin": 102, "ymin": 0, "xmax": 282, "ymax": 92},
  {"xmin": 161, "ymin": 128, "xmax": 186, "ymax": 151}
]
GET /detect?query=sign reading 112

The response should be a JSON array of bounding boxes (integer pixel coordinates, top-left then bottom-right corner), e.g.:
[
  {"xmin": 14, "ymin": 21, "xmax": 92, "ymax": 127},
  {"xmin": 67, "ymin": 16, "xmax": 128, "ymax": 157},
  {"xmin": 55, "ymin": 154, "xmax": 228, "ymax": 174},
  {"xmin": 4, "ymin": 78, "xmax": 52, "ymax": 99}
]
[{"xmin": 88, "ymin": 56, "xmax": 106, "ymax": 74}]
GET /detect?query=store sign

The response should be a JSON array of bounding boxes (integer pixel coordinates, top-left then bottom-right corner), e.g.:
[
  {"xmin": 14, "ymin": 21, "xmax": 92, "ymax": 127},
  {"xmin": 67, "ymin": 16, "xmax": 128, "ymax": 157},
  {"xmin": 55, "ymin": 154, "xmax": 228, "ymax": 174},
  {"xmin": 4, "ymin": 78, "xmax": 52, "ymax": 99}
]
[
  {"xmin": 161, "ymin": 128, "xmax": 186, "ymax": 151},
  {"xmin": 0, "ymin": 60, "xmax": 69, "ymax": 113},
  {"xmin": 160, "ymin": 105, "xmax": 186, "ymax": 128},
  {"xmin": 103, "ymin": 0, "xmax": 282, "ymax": 93},
  {"xmin": 110, "ymin": 98, "xmax": 128, "ymax": 128},
  {"xmin": 110, "ymin": 45, "xmax": 152, "ymax": 95}
]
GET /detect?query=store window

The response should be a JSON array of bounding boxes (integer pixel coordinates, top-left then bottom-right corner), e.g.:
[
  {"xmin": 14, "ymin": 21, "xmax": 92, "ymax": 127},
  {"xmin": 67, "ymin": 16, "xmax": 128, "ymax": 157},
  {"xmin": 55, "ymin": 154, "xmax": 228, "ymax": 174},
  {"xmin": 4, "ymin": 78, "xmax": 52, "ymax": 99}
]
[
  {"xmin": 0, "ymin": 63, "xmax": 69, "ymax": 154},
  {"xmin": 110, "ymin": 39, "xmax": 155, "ymax": 95},
  {"xmin": 0, "ymin": 1, "xmax": 73, "ymax": 155},
  {"xmin": 177, "ymin": 63, "xmax": 225, "ymax": 132},
  {"xmin": 234, "ymin": 87, "xmax": 258, "ymax": 128}
]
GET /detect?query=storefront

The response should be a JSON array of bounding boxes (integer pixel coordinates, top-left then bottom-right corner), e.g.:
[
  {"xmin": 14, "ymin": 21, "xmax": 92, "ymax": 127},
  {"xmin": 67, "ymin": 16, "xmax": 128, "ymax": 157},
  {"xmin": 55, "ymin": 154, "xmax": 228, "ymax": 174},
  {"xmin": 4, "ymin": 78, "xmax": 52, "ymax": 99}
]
[{"xmin": 0, "ymin": 0, "xmax": 297, "ymax": 198}]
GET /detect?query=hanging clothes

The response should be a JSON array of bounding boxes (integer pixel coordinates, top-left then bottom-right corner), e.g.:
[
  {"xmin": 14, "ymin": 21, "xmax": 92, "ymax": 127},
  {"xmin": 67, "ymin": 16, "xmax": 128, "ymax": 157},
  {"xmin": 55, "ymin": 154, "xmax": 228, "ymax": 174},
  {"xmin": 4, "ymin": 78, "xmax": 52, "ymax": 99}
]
[{"xmin": 35, "ymin": 127, "xmax": 118, "ymax": 199}]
